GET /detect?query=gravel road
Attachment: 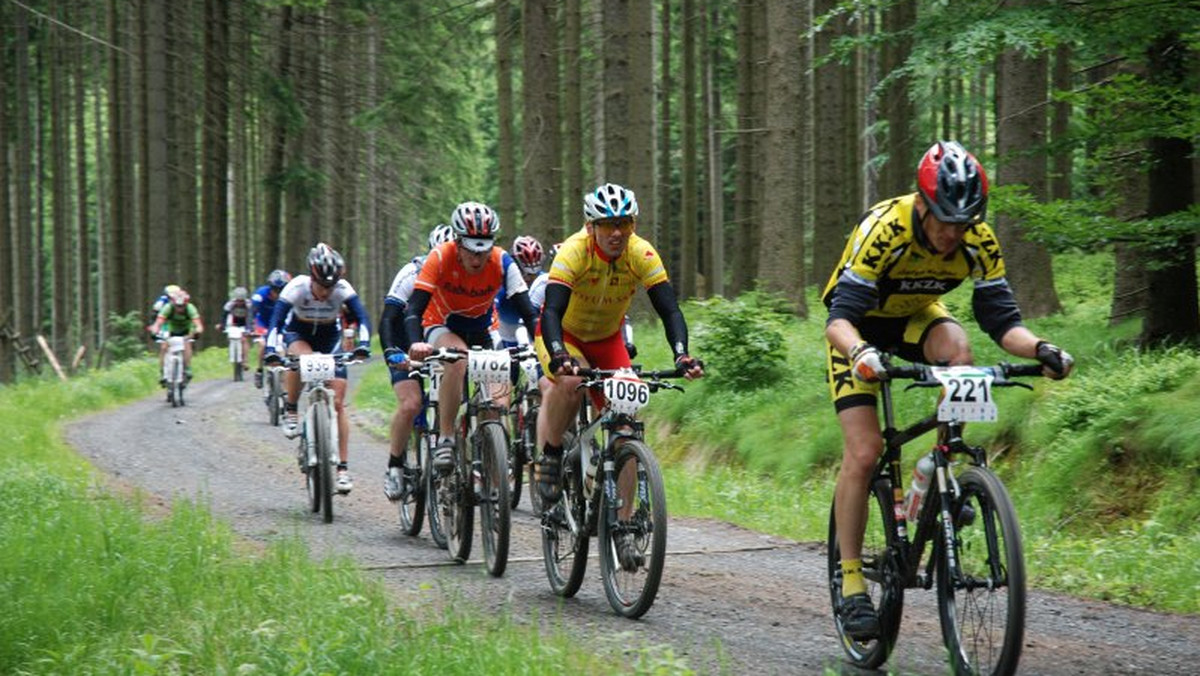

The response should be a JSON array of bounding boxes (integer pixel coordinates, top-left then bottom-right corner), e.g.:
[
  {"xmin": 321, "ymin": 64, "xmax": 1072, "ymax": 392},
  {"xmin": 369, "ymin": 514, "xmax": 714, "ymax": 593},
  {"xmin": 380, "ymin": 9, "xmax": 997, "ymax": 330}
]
[{"xmin": 65, "ymin": 375, "xmax": 1200, "ymax": 675}]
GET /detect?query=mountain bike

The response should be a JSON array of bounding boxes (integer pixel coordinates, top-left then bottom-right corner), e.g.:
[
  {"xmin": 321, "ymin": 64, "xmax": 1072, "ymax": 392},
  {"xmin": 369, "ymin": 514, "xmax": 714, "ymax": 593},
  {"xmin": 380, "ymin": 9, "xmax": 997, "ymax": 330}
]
[
  {"xmin": 226, "ymin": 325, "xmax": 247, "ymax": 381},
  {"xmin": 424, "ymin": 347, "xmax": 517, "ymax": 576},
  {"xmin": 507, "ymin": 345, "xmax": 541, "ymax": 510},
  {"xmin": 540, "ymin": 366, "xmax": 685, "ymax": 619},
  {"xmin": 281, "ymin": 352, "xmax": 365, "ymax": 524},
  {"xmin": 827, "ymin": 357, "xmax": 1048, "ymax": 675},
  {"xmin": 158, "ymin": 334, "xmax": 193, "ymax": 407}
]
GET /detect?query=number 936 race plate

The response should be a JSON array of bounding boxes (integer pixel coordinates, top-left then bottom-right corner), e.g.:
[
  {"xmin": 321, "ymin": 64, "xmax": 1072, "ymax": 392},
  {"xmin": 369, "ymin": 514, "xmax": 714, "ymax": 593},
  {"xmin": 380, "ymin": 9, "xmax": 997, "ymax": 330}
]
[
  {"xmin": 932, "ymin": 366, "xmax": 996, "ymax": 422},
  {"xmin": 298, "ymin": 353, "xmax": 337, "ymax": 383},
  {"xmin": 603, "ymin": 369, "xmax": 651, "ymax": 416}
]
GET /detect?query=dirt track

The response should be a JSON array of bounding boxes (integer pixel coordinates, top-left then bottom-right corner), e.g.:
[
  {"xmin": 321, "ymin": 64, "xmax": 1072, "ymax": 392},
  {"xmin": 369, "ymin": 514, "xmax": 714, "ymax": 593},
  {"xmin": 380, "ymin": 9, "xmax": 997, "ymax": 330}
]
[{"xmin": 65, "ymin": 375, "xmax": 1200, "ymax": 674}]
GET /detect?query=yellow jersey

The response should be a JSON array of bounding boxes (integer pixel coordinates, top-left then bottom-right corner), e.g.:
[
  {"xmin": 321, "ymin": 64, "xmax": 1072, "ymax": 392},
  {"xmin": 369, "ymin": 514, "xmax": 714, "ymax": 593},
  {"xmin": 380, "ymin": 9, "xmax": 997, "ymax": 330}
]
[
  {"xmin": 822, "ymin": 193, "xmax": 1008, "ymax": 320},
  {"xmin": 548, "ymin": 228, "xmax": 669, "ymax": 341}
]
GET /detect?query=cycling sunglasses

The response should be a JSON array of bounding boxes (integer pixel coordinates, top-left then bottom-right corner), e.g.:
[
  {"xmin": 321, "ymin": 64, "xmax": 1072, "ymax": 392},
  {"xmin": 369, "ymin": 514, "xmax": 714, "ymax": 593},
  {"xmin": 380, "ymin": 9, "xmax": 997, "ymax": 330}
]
[{"xmin": 593, "ymin": 216, "xmax": 636, "ymax": 234}]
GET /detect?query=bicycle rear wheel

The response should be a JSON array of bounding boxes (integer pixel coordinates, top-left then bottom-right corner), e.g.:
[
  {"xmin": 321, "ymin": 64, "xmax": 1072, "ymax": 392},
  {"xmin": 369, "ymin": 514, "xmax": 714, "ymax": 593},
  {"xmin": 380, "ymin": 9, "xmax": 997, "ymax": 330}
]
[
  {"xmin": 398, "ymin": 427, "xmax": 427, "ymax": 537},
  {"xmin": 597, "ymin": 439, "xmax": 667, "ymax": 619},
  {"xmin": 937, "ymin": 466, "xmax": 1025, "ymax": 676},
  {"xmin": 443, "ymin": 435, "xmax": 474, "ymax": 563},
  {"xmin": 827, "ymin": 477, "xmax": 904, "ymax": 669},
  {"xmin": 478, "ymin": 422, "xmax": 511, "ymax": 577},
  {"xmin": 507, "ymin": 404, "xmax": 526, "ymax": 510},
  {"xmin": 541, "ymin": 443, "xmax": 589, "ymax": 597}
]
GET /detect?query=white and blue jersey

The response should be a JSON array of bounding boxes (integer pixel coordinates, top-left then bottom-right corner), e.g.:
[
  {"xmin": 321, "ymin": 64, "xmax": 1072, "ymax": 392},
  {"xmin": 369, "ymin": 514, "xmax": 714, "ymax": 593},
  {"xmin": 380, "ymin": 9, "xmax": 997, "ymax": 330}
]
[
  {"xmin": 267, "ymin": 276, "xmax": 371, "ymax": 354},
  {"xmin": 495, "ymin": 271, "xmax": 548, "ymax": 347}
]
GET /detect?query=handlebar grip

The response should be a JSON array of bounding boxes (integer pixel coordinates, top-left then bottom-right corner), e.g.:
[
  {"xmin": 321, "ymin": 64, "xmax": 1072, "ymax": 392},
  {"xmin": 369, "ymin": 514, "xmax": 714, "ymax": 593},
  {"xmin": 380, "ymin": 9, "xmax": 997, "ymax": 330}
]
[{"xmin": 1003, "ymin": 363, "xmax": 1046, "ymax": 378}]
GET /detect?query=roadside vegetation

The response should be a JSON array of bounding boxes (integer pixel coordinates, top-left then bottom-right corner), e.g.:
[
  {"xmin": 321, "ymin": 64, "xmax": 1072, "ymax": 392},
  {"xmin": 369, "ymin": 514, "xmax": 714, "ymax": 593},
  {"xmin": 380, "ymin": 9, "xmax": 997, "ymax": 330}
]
[{"xmin": 0, "ymin": 351, "xmax": 620, "ymax": 674}]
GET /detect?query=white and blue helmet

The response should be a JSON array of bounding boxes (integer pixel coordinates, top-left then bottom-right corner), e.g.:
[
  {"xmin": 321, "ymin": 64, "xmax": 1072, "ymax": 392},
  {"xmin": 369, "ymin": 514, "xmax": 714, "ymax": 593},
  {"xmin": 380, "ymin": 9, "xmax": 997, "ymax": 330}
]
[{"xmin": 583, "ymin": 183, "xmax": 639, "ymax": 222}]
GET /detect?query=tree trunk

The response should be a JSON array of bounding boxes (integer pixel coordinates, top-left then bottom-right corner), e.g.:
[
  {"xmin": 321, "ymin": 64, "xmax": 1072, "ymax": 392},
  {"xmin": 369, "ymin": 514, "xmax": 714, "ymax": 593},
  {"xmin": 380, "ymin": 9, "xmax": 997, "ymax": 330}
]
[
  {"xmin": 702, "ymin": 0, "xmax": 723, "ymax": 298},
  {"xmin": 263, "ymin": 6, "xmax": 293, "ymax": 270},
  {"xmin": 522, "ymin": 0, "xmax": 562, "ymax": 246},
  {"xmin": 680, "ymin": 0, "xmax": 698, "ymax": 299},
  {"xmin": 496, "ymin": 0, "xmax": 519, "ymax": 231},
  {"xmin": 657, "ymin": 0, "xmax": 673, "ymax": 268},
  {"xmin": 628, "ymin": 0, "xmax": 655, "ymax": 253},
  {"xmin": 0, "ymin": 1, "xmax": 12, "ymax": 380},
  {"xmin": 50, "ymin": 0, "xmax": 71, "ymax": 357},
  {"xmin": 994, "ymin": 3, "xmax": 1061, "ymax": 318},
  {"xmin": 1051, "ymin": 43, "xmax": 1073, "ymax": 201},
  {"xmin": 203, "ymin": 0, "xmax": 231, "ymax": 331},
  {"xmin": 812, "ymin": 0, "xmax": 854, "ymax": 287},
  {"xmin": 731, "ymin": 0, "xmax": 757, "ymax": 295},
  {"xmin": 759, "ymin": 0, "xmax": 806, "ymax": 316},
  {"xmin": 1140, "ymin": 32, "xmax": 1198, "ymax": 345},
  {"xmin": 15, "ymin": 7, "xmax": 36, "ymax": 342},
  {"xmin": 880, "ymin": 0, "xmax": 915, "ymax": 198},
  {"xmin": 563, "ymin": 0, "xmax": 584, "ymax": 241},
  {"xmin": 74, "ymin": 0, "xmax": 93, "ymax": 353}
]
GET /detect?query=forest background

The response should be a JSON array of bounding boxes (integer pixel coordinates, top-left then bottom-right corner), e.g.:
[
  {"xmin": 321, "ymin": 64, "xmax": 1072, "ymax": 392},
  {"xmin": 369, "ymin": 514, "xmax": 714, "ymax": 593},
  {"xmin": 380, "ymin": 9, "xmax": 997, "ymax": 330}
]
[{"xmin": 0, "ymin": 0, "xmax": 1197, "ymax": 380}]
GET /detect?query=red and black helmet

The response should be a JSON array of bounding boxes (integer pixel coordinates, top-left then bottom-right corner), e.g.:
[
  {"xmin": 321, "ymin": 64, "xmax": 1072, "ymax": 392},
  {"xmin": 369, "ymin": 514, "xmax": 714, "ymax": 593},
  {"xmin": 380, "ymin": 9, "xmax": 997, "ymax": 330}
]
[{"xmin": 917, "ymin": 141, "xmax": 989, "ymax": 224}]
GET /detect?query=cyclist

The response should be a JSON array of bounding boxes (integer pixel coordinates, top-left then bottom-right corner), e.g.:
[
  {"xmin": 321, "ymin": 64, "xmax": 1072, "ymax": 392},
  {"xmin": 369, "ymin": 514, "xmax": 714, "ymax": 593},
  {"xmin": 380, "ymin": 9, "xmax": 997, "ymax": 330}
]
[
  {"xmin": 147, "ymin": 287, "xmax": 204, "ymax": 384},
  {"xmin": 496, "ymin": 234, "xmax": 548, "ymax": 348},
  {"xmin": 534, "ymin": 183, "xmax": 704, "ymax": 557},
  {"xmin": 379, "ymin": 223, "xmax": 455, "ymax": 501},
  {"xmin": 263, "ymin": 243, "xmax": 372, "ymax": 495},
  {"xmin": 151, "ymin": 284, "xmax": 181, "ymax": 316},
  {"xmin": 405, "ymin": 202, "xmax": 541, "ymax": 475},
  {"xmin": 217, "ymin": 286, "xmax": 253, "ymax": 374},
  {"xmin": 823, "ymin": 140, "xmax": 1074, "ymax": 640},
  {"xmin": 250, "ymin": 269, "xmax": 292, "ymax": 388}
]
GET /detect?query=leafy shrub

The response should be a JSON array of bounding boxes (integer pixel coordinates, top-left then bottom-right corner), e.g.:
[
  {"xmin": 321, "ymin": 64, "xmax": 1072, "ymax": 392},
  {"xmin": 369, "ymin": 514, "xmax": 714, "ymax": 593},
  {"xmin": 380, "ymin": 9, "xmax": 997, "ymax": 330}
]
[
  {"xmin": 103, "ymin": 311, "xmax": 149, "ymax": 364},
  {"xmin": 692, "ymin": 292, "xmax": 791, "ymax": 390}
]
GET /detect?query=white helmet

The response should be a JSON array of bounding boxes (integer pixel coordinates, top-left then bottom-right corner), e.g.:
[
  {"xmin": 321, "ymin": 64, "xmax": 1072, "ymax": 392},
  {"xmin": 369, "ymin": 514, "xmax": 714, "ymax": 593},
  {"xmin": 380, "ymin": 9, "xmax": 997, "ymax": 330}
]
[
  {"xmin": 427, "ymin": 223, "xmax": 455, "ymax": 251},
  {"xmin": 583, "ymin": 183, "xmax": 639, "ymax": 222}
]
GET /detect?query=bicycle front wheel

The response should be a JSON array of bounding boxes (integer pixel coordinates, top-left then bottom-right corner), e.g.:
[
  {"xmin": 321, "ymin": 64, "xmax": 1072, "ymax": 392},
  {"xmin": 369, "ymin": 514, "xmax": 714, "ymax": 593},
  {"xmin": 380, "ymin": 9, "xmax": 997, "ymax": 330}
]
[
  {"xmin": 478, "ymin": 422, "xmax": 511, "ymax": 577},
  {"xmin": 425, "ymin": 433, "xmax": 449, "ymax": 549},
  {"xmin": 541, "ymin": 442, "xmax": 589, "ymax": 598},
  {"xmin": 311, "ymin": 400, "xmax": 335, "ymax": 523},
  {"xmin": 597, "ymin": 438, "xmax": 667, "ymax": 619},
  {"xmin": 398, "ymin": 427, "xmax": 427, "ymax": 537},
  {"xmin": 937, "ymin": 466, "xmax": 1025, "ymax": 676},
  {"xmin": 268, "ymin": 372, "xmax": 282, "ymax": 426},
  {"xmin": 827, "ymin": 477, "xmax": 904, "ymax": 669}
]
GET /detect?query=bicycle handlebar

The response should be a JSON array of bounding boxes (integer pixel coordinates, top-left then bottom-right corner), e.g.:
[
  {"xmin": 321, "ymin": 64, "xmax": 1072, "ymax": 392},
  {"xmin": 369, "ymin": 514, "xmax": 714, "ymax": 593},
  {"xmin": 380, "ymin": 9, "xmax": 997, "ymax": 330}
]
[{"xmin": 884, "ymin": 359, "xmax": 1047, "ymax": 386}]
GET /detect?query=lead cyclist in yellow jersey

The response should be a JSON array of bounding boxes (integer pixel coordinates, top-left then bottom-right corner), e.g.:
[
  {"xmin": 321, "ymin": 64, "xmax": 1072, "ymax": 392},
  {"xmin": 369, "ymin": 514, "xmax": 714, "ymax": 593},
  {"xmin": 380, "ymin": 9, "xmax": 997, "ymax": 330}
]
[
  {"xmin": 534, "ymin": 183, "xmax": 704, "ymax": 513},
  {"xmin": 823, "ymin": 141, "xmax": 1075, "ymax": 640}
]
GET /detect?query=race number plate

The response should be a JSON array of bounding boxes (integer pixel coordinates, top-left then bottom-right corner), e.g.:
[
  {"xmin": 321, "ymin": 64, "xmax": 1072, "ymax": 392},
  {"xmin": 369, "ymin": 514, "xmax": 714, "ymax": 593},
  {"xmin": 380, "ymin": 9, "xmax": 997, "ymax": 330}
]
[
  {"xmin": 933, "ymin": 366, "xmax": 997, "ymax": 422},
  {"xmin": 166, "ymin": 335, "xmax": 187, "ymax": 354},
  {"xmin": 603, "ymin": 369, "xmax": 651, "ymax": 416},
  {"xmin": 520, "ymin": 357, "xmax": 540, "ymax": 391},
  {"xmin": 468, "ymin": 350, "xmax": 511, "ymax": 386},
  {"xmin": 427, "ymin": 363, "xmax": 444, "ymax": 403},
  {"xmin": 298, "ymin": 353, "xmax": 337, "ymax": 383},
  {"xmin": 226, "ymin": 326, "xmax": 245, "ymax": 340}
]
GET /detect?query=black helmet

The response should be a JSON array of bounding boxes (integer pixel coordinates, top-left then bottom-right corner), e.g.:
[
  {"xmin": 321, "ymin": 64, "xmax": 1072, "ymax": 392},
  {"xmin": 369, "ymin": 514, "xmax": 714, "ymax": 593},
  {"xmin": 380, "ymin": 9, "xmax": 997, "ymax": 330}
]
[
  {"xmin": 917, "ymin": 141, "xmax": 989, "ymax": 224},
  {"xmin": 307, "ymin": 243, "xmax": 345, "ymax": 288}
]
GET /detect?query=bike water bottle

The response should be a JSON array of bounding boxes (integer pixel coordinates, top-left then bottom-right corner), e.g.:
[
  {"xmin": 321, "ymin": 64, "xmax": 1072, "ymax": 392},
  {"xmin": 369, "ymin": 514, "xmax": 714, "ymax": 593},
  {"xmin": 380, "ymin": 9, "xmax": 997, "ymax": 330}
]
[{"xmin": 904, "ymin": 452, "xmax": 936, "ymax": 523}]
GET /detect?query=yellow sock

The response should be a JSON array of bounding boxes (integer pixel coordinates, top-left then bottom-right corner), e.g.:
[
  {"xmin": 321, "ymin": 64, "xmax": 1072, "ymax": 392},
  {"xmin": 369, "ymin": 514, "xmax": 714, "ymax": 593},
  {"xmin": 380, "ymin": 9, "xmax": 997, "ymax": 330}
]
[{"xmin": 841, "ymin": 558, "xmax": 866, "ymax": 597}]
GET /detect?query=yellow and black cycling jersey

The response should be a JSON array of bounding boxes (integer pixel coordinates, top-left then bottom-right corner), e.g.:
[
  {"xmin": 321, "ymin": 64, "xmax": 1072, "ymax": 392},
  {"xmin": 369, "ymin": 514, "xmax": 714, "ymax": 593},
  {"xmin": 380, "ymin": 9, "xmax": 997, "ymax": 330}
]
[{"xmin": 822, "ymin": 193, "xmax": 1022, "ymax": 343}]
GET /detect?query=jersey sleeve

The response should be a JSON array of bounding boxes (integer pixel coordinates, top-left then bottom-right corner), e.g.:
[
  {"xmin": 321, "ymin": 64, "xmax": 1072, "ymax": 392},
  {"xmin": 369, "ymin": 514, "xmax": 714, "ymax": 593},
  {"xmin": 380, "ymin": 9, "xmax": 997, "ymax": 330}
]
[
  {"xmin": 967, "ymin": 222, "xmax": 1007, "ymax": 283},
  {"xmin": 414, "ymin": 249, "xmax": 444, "ymax": 293},
  {"xmin": 630, "ymin": 237, "xmax": 669, "ymax": 288},
  {"xmin": 548, "ymin": 238, "xmax": 585, "ymax": 288},
  {"xmin": 842, "ymin": 215, "xmax": 907, "ymax": 284},
  {"xmin": 501, "ymin": 255, "xmax": 529, "ymax": 297}
]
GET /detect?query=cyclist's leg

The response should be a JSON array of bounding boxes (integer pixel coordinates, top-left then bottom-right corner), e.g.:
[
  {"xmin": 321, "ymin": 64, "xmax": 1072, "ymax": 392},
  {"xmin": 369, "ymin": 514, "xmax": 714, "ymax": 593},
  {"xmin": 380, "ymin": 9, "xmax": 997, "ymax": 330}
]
[
  {"xmin": 533, "ymin": 334, "xmax": 587, "ymax": 449},
  {"xmin": 331, "ymin": 377, "xmax": 350, "ymax": 463},
  {"xmin": 390, "ymin": 377, "xmax": 423, "ymax": 459},
  {"xmin": 284, "ymin": 337, "xmax": 314, "ymax": 406},
  {"xmin": 429, "ymin": 326, "xmax": 468, "ymax": 441},
  {"xmin": 905, "ymin": 302, "xmax": 971, "ymax": 366},
  {"xmin": 826, "ymin": 332, "xmax": 886, "ymax": 633}
]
